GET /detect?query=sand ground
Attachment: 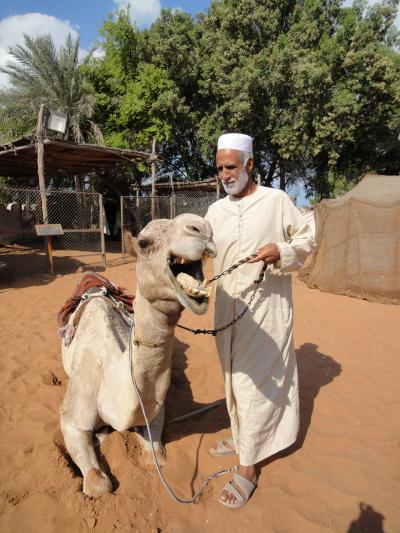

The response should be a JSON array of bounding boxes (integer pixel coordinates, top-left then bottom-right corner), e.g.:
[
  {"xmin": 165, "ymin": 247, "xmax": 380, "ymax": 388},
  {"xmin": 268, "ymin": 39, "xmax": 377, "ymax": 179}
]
[{"xmin": 0, "ymin": 247, "xmax": 399, "ymax": 533}]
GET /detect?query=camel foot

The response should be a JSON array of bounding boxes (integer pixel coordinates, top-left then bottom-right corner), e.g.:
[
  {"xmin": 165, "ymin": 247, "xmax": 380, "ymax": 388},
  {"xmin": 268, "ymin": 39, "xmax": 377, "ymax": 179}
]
[
  {"xmin": 142, "ymin": 445, "xmax": 166, "ymax": 466},
  {"xmin": 83, "ymin": 468, "xmax": 113, "ymax": 498}
]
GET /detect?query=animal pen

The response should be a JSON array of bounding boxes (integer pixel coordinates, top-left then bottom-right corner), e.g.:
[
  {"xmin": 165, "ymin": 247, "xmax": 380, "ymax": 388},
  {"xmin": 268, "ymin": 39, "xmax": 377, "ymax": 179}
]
[
  {"xmin": 0, "ymin": 135, "xmax": 151, "ymax": 279},
  {"xmin": 120, "ymin": 178, "xmax": 222, "ymax": 258},
  {"xmin": 0, "ymin": 135, "xmax": 222, "ymax": 280}
]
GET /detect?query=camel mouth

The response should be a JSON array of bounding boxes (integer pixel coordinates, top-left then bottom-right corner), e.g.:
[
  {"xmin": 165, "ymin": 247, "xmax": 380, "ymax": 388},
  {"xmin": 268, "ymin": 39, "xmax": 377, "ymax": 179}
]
[{"xmin": 167, "ymin": 254, "xmax": 210, "ymax": 315}]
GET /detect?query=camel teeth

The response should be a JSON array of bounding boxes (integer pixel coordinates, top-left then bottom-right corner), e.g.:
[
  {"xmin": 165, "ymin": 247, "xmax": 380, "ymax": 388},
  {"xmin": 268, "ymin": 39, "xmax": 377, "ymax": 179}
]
[
  {"xmin": 173, "ymin": 256, "xmax": 189, "ymax": 264},
  {"xmin": 176, "ymin": 272, "xmax": 211, "ymax": 298}
]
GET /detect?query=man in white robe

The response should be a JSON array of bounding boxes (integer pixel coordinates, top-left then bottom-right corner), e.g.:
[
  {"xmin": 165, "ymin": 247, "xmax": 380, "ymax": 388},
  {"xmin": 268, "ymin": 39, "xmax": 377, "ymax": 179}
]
[{"xmin": 205, "ymin": 133, "xmax": 314, "ymax": 508}]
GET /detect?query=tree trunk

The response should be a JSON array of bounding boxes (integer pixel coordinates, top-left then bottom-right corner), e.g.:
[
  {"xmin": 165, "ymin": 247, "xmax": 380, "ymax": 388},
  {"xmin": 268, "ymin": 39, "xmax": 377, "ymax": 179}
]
[
  {"xmin": 279, "ymin": 163, "xmax": 286, "ymax": 191},
  {"xmin": 265, "ymin": 156, "xmax": 278, "ymax": 187}
]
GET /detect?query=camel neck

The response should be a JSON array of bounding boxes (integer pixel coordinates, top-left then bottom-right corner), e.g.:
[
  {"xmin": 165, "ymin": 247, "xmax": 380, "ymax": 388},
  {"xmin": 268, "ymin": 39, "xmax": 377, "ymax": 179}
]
[{"xmin": 133, "ymin": 290, "xmax": 181, "ymax": 344}]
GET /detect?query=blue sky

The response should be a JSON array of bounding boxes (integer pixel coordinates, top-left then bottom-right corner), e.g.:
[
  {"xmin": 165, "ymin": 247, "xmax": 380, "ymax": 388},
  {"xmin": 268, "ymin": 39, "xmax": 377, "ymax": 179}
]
[{"xmin": 0, "ymin": 1, "xmax": 211, "ymax": 50}]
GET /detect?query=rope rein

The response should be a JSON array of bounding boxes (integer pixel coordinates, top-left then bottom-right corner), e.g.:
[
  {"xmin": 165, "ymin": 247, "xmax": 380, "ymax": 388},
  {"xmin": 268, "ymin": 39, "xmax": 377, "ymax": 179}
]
[
  {"xmin": 128, "ymin": 321, "xmax": 238, "ymax": 504},
  {"xmin": 127, "ymin": 253, "xmax": 266, "ymax": 504},
  {"xmin": 177, "ymin": 253, "xmax": 269, "ymax": 336}
]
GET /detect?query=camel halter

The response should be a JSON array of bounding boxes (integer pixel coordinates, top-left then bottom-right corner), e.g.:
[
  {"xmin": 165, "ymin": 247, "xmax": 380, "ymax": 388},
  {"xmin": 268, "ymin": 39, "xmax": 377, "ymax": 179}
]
[{"xmin": 132, "ymin": 337, "xmax": 165, "ymax": 349}]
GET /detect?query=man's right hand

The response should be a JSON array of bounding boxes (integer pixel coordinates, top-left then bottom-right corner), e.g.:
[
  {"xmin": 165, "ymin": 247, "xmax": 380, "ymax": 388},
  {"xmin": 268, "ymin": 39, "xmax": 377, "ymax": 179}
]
[{"xmin": 247, "ymin": 243, "xmax": 280, "ymax": 265}]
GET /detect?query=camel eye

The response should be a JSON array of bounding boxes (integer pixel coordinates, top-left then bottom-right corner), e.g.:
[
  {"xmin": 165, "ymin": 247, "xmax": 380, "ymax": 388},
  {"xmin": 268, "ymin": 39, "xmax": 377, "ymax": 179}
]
[
  {"xmin": 188, "ymin": 225, "xmax": 200, "ymax": 233},
  {"xmin": 138, "ymin": 238, "xmax": 152, "ymax": 249}
]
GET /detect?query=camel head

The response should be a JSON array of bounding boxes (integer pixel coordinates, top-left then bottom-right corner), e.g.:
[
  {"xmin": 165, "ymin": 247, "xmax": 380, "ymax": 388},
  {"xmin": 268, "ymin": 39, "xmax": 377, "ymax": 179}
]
[{"xmin": 125, "ymin": 214, "xmax": 216, "ymax": 315}]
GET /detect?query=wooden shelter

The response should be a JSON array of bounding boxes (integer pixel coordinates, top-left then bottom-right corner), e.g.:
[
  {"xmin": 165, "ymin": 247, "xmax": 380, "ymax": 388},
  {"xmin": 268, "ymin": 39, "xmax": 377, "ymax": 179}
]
[
  {"xmin": 0, "ymin": 134, "xmax": 152, "ymax": 271},
  {"xmin": 0, "ymin": 135, "xmax": 151, "ymax": 179}
]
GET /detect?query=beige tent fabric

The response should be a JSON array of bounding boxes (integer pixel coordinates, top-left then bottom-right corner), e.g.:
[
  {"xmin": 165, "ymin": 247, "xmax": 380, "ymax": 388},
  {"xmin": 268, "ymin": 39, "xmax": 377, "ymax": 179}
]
[
  {"xmin": 205, "ymin": 186, "xmax": 314, "ymax": 465},
  {"xmin": 300, "ymin": 174, "xmax": 400, "ymax": 304}
]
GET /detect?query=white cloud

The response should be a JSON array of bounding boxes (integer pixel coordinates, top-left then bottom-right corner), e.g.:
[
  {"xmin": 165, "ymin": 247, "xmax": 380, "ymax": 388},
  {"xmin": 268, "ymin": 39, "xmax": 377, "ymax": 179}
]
[
  {"xmin": 0, "ymin": 13, "xmax": 79, "ymax": 89},
  {"xmin": 113, "ymin": 0, "xmax": 161, "ymax": 28}
]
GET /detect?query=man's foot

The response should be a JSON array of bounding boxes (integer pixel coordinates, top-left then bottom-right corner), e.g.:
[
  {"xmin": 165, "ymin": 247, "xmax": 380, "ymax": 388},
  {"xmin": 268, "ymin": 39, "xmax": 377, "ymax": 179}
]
[
  {"xmin": 219, "ymin": 465, "xmax": 257, "ymax": 507},
  {"xmin": 209, "ymin": 436, "xmax": 236, "ymax": 457}
]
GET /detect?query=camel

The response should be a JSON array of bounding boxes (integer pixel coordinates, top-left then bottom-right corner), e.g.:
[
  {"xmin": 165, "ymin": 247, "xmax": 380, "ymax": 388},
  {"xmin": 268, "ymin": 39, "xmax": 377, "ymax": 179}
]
[{"xmin": 60, "ymin": 214, "xmax": 216, "ymax": 498}]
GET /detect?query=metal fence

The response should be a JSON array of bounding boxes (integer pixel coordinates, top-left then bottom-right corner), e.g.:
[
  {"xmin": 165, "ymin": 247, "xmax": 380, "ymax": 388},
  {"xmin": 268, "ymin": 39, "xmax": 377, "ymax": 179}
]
[
  {"xmin": 171, "ymin": 191, "xmax": 219, "ymax": 218},
  {"xmin": 0, "ymin": 187, "xmax": 105, "ymax": 274},
  {"xmin": 120, "ymin": 189, "xmax": 220, "ymax": 258}
]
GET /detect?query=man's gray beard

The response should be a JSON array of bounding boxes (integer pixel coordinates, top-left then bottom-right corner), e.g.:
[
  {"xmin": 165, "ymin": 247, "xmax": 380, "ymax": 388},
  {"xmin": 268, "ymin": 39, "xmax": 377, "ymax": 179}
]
[{"xmin": 222, "ymin": 169, "xmax": 250, "ymax": 196}]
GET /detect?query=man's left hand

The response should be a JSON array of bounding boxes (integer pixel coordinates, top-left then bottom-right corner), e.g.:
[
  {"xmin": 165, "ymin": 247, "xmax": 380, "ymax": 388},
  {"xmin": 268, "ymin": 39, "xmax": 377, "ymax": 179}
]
[{"xmin": 247, "ymin": 243, "xmax": 280, "ymax": 264}]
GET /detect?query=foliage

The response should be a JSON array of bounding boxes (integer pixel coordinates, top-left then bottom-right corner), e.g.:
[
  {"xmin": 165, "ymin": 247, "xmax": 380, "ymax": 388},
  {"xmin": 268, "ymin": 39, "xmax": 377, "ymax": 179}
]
[
  {"xmin": 1, "ymin": 2, "xmax": 399, "ymax": 199},
  {"xmin": 86, "ymin": 1, "xmax": 399, "ymax": 197},
  {"xmin": 0, "ymin": 33, "xmax": 103, "ymax": 144}
]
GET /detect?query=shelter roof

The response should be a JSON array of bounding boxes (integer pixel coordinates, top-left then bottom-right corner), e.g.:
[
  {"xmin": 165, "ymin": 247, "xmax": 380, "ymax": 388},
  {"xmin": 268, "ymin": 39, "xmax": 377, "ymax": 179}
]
[{"xmin": 0, "ymin": 135, "xmax": 151, "ymax": 179}]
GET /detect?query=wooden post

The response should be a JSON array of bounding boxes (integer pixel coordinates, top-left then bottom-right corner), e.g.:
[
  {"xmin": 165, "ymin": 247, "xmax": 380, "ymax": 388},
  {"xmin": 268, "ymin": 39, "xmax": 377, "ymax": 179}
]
[
  {"xmin": 216, "ymin": 176, "xmax": 220, "ymax": 200},
  {"xmin": 37, "ymin": 104, "xmax": 48, "ymax": 223},
  {"xmin": 37, "ymin": 104, "xmax": 52, "ymax": 272},
  {"xmin": 169, "ymin": 174, "xmax": 175, "ymax": 219},
  {"xmin": 257, "ymin": 173, "xmax": 261, "ymax": 186},
  {"xmin": 169, "ymin": 193, "xmax": 176, "ymax": 219},
  {"xmin": 47, "ymin": 236, "xmax": 54, "ymax": 275},
  {"xmin": 99, "ymin": 194, "xmax": 106, "ymax": 268},
  {"xmin": 120, "ymin": 195, "xmax": 125, "ymax": 261},
  {"xmin": 151, "ymin": 137, "xmax": 157, "ymax": 220}
]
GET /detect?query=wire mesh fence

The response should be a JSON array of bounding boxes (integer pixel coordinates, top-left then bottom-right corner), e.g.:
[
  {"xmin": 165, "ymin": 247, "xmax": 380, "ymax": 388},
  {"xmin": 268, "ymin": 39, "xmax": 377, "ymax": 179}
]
[
  {"xmin": 0, "ymin": 187, "xmax": 105, "ymax": 276},
  {"xmin": 171, "ymin": 191, "xmax": 219, "ymax": 218},
  {"xmin": 120, "ymin": 189, "xmax": 221, "ymax": 258},
  {"xmin": 121, "ymin": 191, "xmax": 219, "ymax": 234},
  {"xmin": 120, "ymin": 195, "xmax": 171, "ymax": 239}
]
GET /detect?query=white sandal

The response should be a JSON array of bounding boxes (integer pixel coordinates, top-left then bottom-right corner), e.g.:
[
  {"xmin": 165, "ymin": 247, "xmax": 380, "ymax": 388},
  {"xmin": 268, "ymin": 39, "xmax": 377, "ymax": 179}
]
[
  {"xmin": 208, "ymin": 437, "xmax": 236, "ymax": 457},
  {"xmin": 218, "ymin": 473, "xmax": 257, "ymax": 509}
]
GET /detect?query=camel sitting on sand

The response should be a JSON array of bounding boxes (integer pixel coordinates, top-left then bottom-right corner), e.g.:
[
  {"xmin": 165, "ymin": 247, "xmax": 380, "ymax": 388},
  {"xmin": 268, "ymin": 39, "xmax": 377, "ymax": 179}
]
[{"xmin": 60, "ymin": 214, "xmax": 216, "ymax": 498}]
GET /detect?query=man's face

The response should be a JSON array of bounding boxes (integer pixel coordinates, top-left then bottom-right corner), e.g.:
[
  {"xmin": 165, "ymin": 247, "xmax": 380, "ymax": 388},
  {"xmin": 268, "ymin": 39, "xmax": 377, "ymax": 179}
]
[{"xmin": 216, "ymin": 149, "xmax": 252, "ymax": 196}]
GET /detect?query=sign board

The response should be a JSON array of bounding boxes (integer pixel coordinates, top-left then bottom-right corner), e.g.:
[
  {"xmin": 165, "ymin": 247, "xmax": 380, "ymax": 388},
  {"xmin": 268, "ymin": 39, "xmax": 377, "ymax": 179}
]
[{"xmin": 35, "ymin": 224, "xmax": 64, "ymax": 236}]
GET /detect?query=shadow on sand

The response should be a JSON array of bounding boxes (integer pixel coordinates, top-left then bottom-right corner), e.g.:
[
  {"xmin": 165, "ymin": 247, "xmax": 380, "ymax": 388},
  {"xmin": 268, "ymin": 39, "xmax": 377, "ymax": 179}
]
[
  {"xmin": 0, "ymin": 241, "xmax": 134, "ymax": 291},
  {"xmin": 164, "ymin": 338, "xmax": 229, "ymax": 444},
  {"xmin": 259, "ymin": 342, "xmax": 341, "ymax": 468},
  {"xmin": 347, "ymin": 502, "xmax": 385, "ymax": 533},
  {"xmin": 165, "ymin": 339, "xmax": 342, "ymax": 467}
]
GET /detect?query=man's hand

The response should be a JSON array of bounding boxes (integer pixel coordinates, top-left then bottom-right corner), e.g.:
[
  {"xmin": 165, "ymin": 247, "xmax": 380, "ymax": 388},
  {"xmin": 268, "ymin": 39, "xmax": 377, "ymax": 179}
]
[{"xmin": 247, "ymin": 243, "xmax": 280, "ymax": 264}]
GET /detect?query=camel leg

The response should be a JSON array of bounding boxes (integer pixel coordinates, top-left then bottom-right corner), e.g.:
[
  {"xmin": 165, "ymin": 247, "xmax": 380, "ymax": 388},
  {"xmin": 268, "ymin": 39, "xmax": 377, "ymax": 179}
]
[
  {"xmin": 61, "ymin": 419, "xmax": 113, "ymax": 497},
  {"xmin": 137, "ymin": 405, "xmax": 166, "ymax": 466},
  {"xmin": 60, "ymin": 380, "xmax": 113, "ymax": 498}
]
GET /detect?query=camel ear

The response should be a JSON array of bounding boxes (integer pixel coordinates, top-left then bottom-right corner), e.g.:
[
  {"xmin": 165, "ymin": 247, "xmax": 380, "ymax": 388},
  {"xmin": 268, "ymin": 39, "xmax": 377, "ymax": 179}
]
[{"xmin": 123, "ymin": 231, "xmax": 137, "ymax": 257}]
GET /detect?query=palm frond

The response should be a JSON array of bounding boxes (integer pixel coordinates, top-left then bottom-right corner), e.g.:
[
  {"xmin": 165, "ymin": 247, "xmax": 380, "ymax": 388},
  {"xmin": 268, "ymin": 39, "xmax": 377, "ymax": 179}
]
[{"xmin": 1, "ymin": 33, "xmax": 102, "ymax": 143}]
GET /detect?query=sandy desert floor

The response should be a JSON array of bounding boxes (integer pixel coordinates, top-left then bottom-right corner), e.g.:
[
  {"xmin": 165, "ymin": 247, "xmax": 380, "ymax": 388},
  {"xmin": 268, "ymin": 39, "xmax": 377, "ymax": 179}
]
[{"xmin": 0, "ymin": 248, "xmax": 399, "ymax": 533}]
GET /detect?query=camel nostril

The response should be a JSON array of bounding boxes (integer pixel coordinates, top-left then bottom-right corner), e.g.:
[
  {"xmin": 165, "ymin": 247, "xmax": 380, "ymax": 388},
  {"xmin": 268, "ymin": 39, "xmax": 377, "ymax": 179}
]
[
  {"xmin": 184, "ymin": 224, "xmax": 201, "ymax": 234},
  {"xmin": 191, "ymin": 226, "xmax": 200, "ymax": 232}
]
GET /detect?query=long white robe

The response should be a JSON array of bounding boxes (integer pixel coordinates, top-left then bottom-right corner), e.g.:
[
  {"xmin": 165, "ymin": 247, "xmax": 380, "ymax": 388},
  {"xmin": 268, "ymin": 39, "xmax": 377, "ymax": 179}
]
[{"xmin": 205, "ymin": 186, "xmax": 314, "ymax": 465}]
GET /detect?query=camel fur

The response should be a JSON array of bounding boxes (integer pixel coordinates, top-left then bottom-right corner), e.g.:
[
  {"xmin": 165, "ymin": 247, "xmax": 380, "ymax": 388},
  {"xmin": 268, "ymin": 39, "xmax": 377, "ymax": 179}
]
[{"xmin": 60, "ymin": 214, "xmax": 216, "ymax": 497}]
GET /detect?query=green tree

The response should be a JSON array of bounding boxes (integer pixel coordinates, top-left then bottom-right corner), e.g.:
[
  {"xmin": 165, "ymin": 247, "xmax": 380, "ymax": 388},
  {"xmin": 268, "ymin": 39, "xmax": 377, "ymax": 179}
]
[
  {"xmin": 197, "ymin": 0, "xmax": 399, "ymax": 197},
  {"xmin": 84, "ymin": 1, "xmax": 400, "ymax": 198}
]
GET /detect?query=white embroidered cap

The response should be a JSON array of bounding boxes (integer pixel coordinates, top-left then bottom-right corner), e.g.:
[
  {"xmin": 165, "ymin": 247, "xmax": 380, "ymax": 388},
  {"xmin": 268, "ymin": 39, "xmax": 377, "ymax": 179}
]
[{"xmin": 217, "ymin": 133, "xmax": 253, "ymax": 155}]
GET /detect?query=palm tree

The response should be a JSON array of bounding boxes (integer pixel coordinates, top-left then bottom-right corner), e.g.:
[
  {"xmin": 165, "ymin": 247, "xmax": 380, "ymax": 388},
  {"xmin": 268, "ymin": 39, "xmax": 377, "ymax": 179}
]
[{"xmin": 0, "ymin": 33, "xmax": 103, "ymax": 144}]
